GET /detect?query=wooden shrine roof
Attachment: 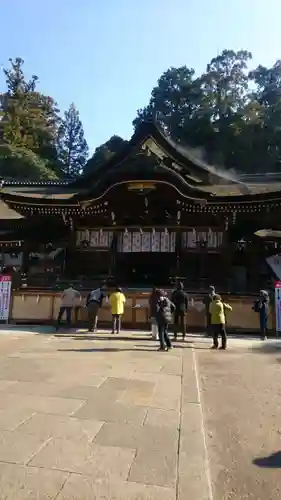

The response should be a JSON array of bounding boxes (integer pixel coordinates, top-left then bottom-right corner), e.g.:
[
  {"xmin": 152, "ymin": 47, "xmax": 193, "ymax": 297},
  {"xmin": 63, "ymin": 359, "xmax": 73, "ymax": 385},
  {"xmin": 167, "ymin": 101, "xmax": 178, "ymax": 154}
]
[
  {"xmin": 1, "ymin": 121, "xmax": 281, "ymax": 208},
  {"xmin": 200, "ymin": 182, "xmax": 281, "ymax": 196},
  {"xmin": 0, "ymin": 200, "xmax": 24, "ymax": 219}
]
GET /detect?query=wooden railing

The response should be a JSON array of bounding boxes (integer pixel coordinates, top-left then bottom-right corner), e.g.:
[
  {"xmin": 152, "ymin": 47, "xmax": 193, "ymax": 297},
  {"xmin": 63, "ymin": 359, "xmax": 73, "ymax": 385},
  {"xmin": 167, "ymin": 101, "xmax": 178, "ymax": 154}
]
[{"xmin": 9, "ymin": 289, "xmax": 274, "ymax": 333}]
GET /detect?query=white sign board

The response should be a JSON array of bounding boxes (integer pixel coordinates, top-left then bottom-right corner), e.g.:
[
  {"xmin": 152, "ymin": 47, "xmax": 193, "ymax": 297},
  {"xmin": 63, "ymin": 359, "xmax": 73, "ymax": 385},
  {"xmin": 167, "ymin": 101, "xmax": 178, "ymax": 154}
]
[
  {"xmin": 267, "ymin": 255, "xmax": 281, "ymax": 280},
  {"xmin": 0, "ymin": 276, "xmax": 12, "ymax": 321},
  {"xmin": 274, "ymin": 281, "xmax": 281, "ymax": 333}
]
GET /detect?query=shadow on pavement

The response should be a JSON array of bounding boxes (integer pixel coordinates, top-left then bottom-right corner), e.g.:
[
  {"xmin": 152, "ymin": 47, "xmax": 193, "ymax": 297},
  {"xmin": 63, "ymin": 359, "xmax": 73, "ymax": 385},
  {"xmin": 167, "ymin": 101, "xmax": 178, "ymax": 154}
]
[
  {"xmin": 58, "ymin": 347, "xmax": 156, "ymax": 353},
  {"xmin": 53, "ymin": 334, "xmax": 150, "ymax": 342},
  {"xmin": 253, "ymin": 451, "xmax": 281, "ymax": 468},
  {"xmin": 250, "ymin": 342, "xmax": 281, "ymax": 355}
]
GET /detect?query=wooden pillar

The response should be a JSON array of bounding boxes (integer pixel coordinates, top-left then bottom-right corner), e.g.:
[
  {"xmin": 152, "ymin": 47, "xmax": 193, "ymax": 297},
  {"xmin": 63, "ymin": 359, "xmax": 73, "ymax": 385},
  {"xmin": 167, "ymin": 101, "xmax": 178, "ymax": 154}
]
[
  {"xmin": 108, "ymin": 230, "xmax": 118, "ymax": 279},
  {"xmin": 175, "ymin": 230, "xmax": 182, "ymax": 275},
  {"xmin": 22, "ymin": 241, "xmax": 30, "ymax": 275},
  {"xmin": 222, "ymin": 227, "xmax": 231, "ymax": 292},
  {"xmin": 64, "ymin": 217, "xmax": 76, "ymax": 278},
  {"xmin": 176, "ymin": 209, "xmax": 182, "ymax": 278}
]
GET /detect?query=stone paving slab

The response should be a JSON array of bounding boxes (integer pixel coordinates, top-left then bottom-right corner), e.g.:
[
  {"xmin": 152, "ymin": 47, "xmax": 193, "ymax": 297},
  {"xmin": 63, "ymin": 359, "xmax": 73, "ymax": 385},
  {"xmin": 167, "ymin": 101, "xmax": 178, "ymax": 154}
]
[
  {"xmin": 144, "ymin": 407, "xmax": 180, "ymax": 429},
  {"xmin": 128, "ymin": 448, "xmax": 178, "ymax": 488},
  {"xmin": 0, "ymin": 429, "xmax": 49, "ymax": 464},
  {"xmin": 0, "ymin": 407, "xmax": 35, "ymax": 432},
  {"xmin": 0, "ymin": 463, "xmax": 68, "ymax": 500},
  {"xmin": 29, "ymin": 438, "xmax": 136, "ymax": 479},
  {"xmin": 56, "ymin": 475, "xmax": 175, "ymax": 500},
  {"xmin": 16, "ymin": 413, "xmax": 104, "ymax": 442},
  {"xmin": 56, "ymin": 383, "xmax": 124, "ymax": 401},
  {"xmin": 13, "ymin": 394, "xmax": 85, "ymax": 416},
  {"xmin": 94, "ymin": 421, "xmax": 178, "ymax": 452},
  {"xmin": 6, "ymin": 378, "xmax": 105, "ymax": 397},
  {"xmin": 73, "ymin": 397, "xmax": 147, "ymax": 424},
  {"xmin": 100, "ymin": 376, "xmax": 154, "ymax": 392},
  {"xmin": 119, "ymin": 385, "xmax": 180, "ymax": 411}
]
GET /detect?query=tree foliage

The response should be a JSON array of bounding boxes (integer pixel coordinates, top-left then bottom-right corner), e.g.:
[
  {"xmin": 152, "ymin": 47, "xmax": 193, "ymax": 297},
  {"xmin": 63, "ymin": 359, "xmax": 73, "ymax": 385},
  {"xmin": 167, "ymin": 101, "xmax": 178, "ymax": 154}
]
[
  {"xmin": 0, "ymin": 58, "xmax": 86, "ymax": 180},
  {"xmin": 133, "ymin": 50, "xmax": 281, "ymax": 173},
  {"xmin": 57, "ymin": 103, "xmax": 89, "ymax": 177},
  {"xmin": 0, "ymin": 144, "xmax": 59, "ymax": 180},
  {"xmin": 1, "ymin": 59, "xmax": 60, "ymax": 153},
  {"xmin": 84, "ymin": 135, "xmax": 126, "ymax": 173},
  {"xmin": 3, "ymin": 50, "xmax": 281, "ymax": 180}
]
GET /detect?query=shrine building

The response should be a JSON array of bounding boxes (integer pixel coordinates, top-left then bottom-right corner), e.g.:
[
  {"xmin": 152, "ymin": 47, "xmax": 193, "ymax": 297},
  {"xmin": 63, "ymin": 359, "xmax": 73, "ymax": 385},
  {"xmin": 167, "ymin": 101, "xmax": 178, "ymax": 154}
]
[{"xmin": 0, "ymin": 121, "xmax": 279, "ymax": 330}]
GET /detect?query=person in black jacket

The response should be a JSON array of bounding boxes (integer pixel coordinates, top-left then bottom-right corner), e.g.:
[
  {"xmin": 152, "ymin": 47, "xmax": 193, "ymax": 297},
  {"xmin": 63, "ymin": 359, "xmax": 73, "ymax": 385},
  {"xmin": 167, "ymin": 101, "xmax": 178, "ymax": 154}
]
[
  {"xmin": 252, "ymin": 290, "xmax": 270, "ymax": 340},
  {"xmin": 155, "ymin": 290, "xmax": 175, "ymax": 351},
  {"xmin": 203, "ymin": 285, "xmax": 216, "ymax": 336},
  {"xmin": 171, "ymin": 282, "xmax": 188, "ymax": 341}
]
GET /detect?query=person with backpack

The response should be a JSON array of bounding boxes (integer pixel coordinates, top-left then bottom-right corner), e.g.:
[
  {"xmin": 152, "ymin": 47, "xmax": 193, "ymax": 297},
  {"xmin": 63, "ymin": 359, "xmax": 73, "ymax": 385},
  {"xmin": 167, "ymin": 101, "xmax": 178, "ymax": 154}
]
[
  {"xmin": 209, "ymin": 294, "xmax": 232, "ymax": 350},
  {"xmin": 171, "ymin": 281, "xmax": 188, "ymax": 341},
  {"xmin": 86, "ymin": 284, "xmax": 106, "ymax": 332},
  {"xmin": 155, "ymin": 290, "xmax": 175, "ymax": 351},
  {"xmin": 252, "ymin": 290, "xmax": 269, "ymax": 340}
]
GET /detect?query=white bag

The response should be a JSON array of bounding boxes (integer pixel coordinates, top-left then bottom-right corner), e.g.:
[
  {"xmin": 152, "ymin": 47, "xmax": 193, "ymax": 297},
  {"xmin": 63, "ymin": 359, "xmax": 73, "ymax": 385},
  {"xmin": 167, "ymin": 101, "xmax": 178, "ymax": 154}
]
[{"xmin": 151, "ymin": 318, "xmax": 158, "ymax": 339}]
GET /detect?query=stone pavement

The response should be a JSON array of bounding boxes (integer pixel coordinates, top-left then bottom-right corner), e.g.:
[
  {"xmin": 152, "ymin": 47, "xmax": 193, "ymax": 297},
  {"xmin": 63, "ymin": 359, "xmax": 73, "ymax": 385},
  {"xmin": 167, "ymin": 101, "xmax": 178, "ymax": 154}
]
[{"xmin": 0, "ymin": 328, "xmax": 279, "ymax": 499}]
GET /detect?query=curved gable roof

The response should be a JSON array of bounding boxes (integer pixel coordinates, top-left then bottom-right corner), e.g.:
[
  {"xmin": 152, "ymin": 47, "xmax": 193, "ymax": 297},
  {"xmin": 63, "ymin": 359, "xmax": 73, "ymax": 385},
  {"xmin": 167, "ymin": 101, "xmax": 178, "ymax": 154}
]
[{"xmin": 71, "ymin": 120, "xmax": 245, "ymax": 190}]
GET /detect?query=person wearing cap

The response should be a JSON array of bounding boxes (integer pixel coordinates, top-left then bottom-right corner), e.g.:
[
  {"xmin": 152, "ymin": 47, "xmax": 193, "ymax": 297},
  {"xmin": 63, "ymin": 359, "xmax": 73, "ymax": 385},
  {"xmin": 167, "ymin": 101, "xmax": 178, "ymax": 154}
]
[
  {"xmin": 209, "ymin": 294, "xmax": 232, "ymax": 350},
  {"xmin": 203, "ymin": 285, "xmax": 216, "ymax": 335}
]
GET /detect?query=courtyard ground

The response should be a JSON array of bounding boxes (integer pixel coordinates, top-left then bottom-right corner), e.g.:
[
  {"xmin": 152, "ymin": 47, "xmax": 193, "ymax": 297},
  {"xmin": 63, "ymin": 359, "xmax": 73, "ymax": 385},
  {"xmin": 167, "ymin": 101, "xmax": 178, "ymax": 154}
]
[{"xmin": 0, "ymin": 327, "xmax": 280, "ymax": 499}]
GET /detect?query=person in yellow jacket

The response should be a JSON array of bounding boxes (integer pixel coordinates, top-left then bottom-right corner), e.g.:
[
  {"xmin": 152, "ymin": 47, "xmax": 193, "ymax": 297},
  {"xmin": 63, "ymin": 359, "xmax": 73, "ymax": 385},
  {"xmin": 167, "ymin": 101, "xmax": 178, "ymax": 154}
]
[
  {"xmin": 209, "ymin": 294, "xmax": 232, "ymax": 350},
  {"xmin": 109, "ymin": 287, "xmax": 126, "ymax": 334}
]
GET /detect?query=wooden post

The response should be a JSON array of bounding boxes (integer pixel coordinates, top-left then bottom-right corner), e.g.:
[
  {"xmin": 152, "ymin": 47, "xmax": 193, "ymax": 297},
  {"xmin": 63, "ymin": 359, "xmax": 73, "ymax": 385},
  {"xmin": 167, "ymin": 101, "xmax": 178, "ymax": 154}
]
[
  {"xmin": 176, "ymin": 230, "xmax": 182, "ymax": 275},
  {"xmin": 222, "ymin": 228, "xmax": 231, "ymax": 292},
  {"xmin": 22, "ymin": 242, "xmax": 30, "ymax": 275},
  {"xmin": 109, "ymin": 230, "xmax": 118, "ymax": 278}
]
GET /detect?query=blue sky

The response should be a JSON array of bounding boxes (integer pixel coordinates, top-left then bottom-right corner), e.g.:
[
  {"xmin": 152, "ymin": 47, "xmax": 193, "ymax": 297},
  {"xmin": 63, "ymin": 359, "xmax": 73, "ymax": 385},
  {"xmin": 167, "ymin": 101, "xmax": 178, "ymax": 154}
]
[{"xmin": 1, "ymin": 0, "xmax": 281, "ymax": 155}]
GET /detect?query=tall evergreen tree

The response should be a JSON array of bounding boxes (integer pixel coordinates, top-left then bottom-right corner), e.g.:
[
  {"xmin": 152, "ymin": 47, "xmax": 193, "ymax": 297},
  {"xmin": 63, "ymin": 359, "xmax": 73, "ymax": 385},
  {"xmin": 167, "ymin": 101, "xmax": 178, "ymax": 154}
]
[
  {"xmin": 0, "ymin": 56, "xmax": 61, "ymax": 181},
  {"xmin": 0, "ymin": 58, "xmax": 60, "ymax": 153},
  {"xmin": 57, "ymin": 103, "xmax": 88, "ymax": 177}
]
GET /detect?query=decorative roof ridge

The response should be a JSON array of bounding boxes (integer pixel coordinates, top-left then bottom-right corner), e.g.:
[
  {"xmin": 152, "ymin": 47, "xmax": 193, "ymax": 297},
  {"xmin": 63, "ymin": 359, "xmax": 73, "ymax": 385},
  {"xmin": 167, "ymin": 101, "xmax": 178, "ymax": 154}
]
[
  {"xmin": 149, "ymin": 120, "xmax": 247, "ymax": 186},
  {"xmin": 71, "ymin": 119, "xmax": 237, "ymax": 189},
  {"xmin": 0, "ymin": 179, "xmax": 71, "ymax": 187}
]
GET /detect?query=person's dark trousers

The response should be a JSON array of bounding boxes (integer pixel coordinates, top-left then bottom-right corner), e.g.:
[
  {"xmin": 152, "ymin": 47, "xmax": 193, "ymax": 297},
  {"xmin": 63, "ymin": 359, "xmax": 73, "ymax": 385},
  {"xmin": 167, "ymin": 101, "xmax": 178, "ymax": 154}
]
[
  {"xmin": 112, "ymin": 314, "xmax": 121, "ymax": 334},
  {"xmin": 174, "ymin": 311, "xmax": 186, "ymax": 339},
  {"xmin": 206, "ymin": 313, "xmax": 212, "ymax": 336},
  {"xmin": 259, "ymin": 313, "xmax": 268, "ymax": 339},
  {"xmin": 74, "ymin": 306, "xmax": 80, "ymax": 326},
  {"xmin": 212, "ymin": 323, "xmax": 227, "ymax": 349},
  {"xmin": 87, "ymin": 301, "xmax": 99, "ymax": 332},
  {"xmin": 57, "ymin": 306, "xmax": 72, "ymax": 329},
  {"xmin": 157, "ymin": 320, "xmax": 172, "ymax": 350}
]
